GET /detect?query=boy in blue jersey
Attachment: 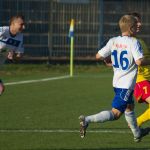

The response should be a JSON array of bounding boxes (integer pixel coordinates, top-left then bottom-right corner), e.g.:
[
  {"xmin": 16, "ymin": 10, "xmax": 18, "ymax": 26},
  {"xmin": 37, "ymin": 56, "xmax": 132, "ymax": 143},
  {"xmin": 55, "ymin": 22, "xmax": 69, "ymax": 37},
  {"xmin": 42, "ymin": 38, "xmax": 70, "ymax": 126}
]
[
  {"xmin": 0, "ymin": 15, "xmax": 25, "ymax": 94},
  {"xmin": 79, "ymin": 15, "xmax": 149, "ymax": 142}
]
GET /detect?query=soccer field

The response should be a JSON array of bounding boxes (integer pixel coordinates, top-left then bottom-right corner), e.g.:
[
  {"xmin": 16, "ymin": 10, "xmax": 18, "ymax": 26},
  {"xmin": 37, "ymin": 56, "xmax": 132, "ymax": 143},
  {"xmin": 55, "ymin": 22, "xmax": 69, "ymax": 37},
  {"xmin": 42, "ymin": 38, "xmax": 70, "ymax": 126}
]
[{"xmin": 0, "ymin": 64, "xmax": 149, "ymax": 150}]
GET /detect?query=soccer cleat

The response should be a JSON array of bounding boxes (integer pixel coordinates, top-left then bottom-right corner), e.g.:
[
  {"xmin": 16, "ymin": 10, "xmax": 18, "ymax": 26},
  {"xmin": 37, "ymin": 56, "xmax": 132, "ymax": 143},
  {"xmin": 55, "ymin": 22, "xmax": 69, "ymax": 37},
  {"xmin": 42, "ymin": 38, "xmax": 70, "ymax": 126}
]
[
  {"xmin": 141, "ymin": 127, "xmax": 150, "ymax": 135},
  {"xmin": 134, "ymin": 127, "xmax": 150, "ymax": 142},
  {"xmin": 134, "ymin": 137, "xmax": 141, "ymax": 143},
  {"xmin": 79, "ymin": 115, "xmax": 88, "ymax": 138}
]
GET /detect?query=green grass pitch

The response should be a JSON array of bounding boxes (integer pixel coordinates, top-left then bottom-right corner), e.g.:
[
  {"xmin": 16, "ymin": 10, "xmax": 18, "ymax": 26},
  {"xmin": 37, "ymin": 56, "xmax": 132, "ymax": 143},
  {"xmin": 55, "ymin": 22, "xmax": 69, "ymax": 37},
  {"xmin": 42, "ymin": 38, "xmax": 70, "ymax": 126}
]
[{"xmin": 0, "ymin": 64, "xmax": 149, "ymax": 150}]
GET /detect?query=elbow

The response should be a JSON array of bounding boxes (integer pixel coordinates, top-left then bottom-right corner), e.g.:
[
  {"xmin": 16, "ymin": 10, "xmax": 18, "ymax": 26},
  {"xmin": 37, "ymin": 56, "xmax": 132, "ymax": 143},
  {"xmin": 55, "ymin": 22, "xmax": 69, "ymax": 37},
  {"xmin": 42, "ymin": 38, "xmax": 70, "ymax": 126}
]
[
  {"xmin": 96, "ymin": 53, "xmax": 103, "ymax": 60},
  {"xmin": 136, "ymin": 62, "xmax": 142, "ymax": 66},
  {"xmin": 135, "ymin": 59, "xmax": 143, "ymax": 66},
  {"xmin": 96, "ymin": 53, "xmax": 100, "ymax": 60}
]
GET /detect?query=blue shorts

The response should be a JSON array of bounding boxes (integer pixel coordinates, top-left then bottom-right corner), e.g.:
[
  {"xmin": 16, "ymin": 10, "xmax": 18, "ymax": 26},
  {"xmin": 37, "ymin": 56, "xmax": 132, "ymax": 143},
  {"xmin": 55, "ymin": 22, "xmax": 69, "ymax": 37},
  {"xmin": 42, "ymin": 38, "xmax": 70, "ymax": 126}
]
[{"xmin": 112, "ymin": 88, "xmax": 134, "ymax": 113}]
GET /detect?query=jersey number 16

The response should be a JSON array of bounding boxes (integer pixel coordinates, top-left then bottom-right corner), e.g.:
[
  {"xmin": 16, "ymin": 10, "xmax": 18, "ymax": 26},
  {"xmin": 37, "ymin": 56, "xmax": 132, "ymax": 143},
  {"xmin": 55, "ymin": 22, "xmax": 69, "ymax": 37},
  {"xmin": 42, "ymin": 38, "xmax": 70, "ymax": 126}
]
[{"xmin": 112, "ymin": 50, "xmax": 129, "ymax": 70}]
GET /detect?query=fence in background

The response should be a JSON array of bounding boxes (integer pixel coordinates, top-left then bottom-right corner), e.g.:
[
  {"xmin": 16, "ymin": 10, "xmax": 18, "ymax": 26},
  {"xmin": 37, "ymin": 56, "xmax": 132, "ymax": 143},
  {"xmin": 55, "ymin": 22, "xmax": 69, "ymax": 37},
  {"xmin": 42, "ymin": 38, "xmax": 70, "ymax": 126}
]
[{"xmin": 0, "ymin": 0, "xmax": 150, "ymax": 62}]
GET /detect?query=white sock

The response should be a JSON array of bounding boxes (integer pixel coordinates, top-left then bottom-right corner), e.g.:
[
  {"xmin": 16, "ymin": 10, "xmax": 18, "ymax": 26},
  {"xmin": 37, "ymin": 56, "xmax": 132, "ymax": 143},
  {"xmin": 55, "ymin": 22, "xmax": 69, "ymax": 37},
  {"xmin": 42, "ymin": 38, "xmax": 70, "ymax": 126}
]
[
  {"xmin": 125, "ymin": 111, "xmax": 141, "ymax": 138},
  {"xmin": 85, "ymin": 110, "xmax": 114, "ymax": 123}
]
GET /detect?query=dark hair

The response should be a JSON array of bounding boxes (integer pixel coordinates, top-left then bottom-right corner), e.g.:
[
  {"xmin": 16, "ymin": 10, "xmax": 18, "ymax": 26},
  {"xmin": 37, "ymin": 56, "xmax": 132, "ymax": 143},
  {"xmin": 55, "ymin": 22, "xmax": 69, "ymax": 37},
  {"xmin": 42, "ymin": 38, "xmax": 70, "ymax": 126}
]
[
  {"xmin": 128, "ymin": 12, "xmax": 141, "ymax": 20},
  {"xmin": 9, "ymin": 15, "xmax": 25, "ymax": 25}
]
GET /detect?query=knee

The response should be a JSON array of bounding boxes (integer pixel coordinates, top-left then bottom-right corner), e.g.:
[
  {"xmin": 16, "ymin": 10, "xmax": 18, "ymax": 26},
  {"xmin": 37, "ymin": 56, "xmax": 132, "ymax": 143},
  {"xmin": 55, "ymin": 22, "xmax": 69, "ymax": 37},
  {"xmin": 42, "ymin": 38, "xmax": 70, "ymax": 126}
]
[
  {"xmin": 112, "ymin": 108, "xmax": 122, "ymax": 120},
  {"xmin": 126, "ymin": 104, "xmax": 134, "ymax": 112}
]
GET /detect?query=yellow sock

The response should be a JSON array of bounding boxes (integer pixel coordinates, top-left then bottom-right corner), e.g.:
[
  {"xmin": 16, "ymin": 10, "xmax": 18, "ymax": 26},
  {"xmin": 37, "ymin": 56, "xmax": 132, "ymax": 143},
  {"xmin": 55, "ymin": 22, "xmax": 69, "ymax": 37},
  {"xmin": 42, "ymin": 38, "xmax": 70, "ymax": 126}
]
[{"xmin": 137, "ymin": 107, "xmax": 150, "ymax": 127}]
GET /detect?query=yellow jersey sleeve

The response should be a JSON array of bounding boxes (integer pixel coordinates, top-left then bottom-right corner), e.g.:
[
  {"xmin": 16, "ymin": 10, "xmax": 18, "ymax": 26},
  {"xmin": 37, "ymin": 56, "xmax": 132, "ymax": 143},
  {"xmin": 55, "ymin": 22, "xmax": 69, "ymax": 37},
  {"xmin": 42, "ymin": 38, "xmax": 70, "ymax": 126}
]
[{"xmin": 136, "ymin": 38, "xmax": 150, "ymax": 83}]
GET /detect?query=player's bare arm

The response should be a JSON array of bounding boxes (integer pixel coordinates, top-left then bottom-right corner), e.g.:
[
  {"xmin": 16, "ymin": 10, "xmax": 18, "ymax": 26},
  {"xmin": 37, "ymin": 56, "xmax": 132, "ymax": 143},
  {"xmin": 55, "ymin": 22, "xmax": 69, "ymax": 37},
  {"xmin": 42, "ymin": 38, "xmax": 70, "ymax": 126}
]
[
  {"xmin": 136, "ymin": 58, "xmax": 150, "ymax": 66},
  {"xmin": 96, "ymin": 53, "xmax": 104, "ymax": 60}
]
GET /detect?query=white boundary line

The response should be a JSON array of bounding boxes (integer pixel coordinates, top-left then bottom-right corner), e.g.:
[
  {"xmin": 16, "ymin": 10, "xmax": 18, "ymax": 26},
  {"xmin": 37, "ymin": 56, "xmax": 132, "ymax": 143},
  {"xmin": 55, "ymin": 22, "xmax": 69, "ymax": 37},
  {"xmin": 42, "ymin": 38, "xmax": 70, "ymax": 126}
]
[
  {"xmin": 0, "ymin": 129, "xmax": 130, "ymax": 134},
  {"xmin": 4, "ymin": 75, "xmax": 70, "ymax": 86},
  {"xmin": 2, "ymin": 76, "xmax": 131, "ymax": 135}
]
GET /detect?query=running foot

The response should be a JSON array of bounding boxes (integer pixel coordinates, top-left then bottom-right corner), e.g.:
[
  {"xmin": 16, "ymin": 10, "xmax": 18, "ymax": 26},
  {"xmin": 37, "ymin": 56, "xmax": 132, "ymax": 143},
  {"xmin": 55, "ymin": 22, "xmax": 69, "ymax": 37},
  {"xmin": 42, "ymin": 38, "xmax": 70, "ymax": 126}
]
[
  {"xmin": 141, "ymin": 127, "xmax": 150, "ymax": 136},
  {"xmin": 79, "ymin": 115, "xmax": 88, "ymax": 138},
  {"xmin": 134, "ymin": 127, "xmax": 150, "ymax": 142},
  {"xmin": 134, "ymin": 136, "xmax": 141, "ymax": 143}
]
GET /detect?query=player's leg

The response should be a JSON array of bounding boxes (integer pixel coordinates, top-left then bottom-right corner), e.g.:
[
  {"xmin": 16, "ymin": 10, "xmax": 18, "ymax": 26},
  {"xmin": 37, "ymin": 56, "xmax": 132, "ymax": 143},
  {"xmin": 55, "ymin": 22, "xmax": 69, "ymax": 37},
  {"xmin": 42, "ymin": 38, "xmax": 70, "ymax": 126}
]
[
  {"xmin": 137, "ymin": 95, "xmax": 150, "ymax": 127},
  {"xmin": 79, "ymin": 110, "xmax": 115, "ymax": 138},
  {"xmin": 85, "ymin": 110, "xmax": 115, "ymax": 123},
  {"xmin": 0, "ymin": 79, "xmax": 5, "ymax": 95},
  {"xmin": 137, "ymin": 107, "xmax": 150, "ymax": 126},
  {"xmin": 120, "ymin": 88, "xmax": 141, "ymax": 142},
  {"xmin": 134, "ymin": 81, "xmax": 150, "ymax": 126},
  {"xmin": 125, "ymin": 104, "xmax": 141, "ymax": 142},
  {"xmin": 84, "ymin": 88, "xmax": 129, "ymax": 124},
  {"xmin": 79, "ymin": 87, "xmax": 125, "ymax": 138}
]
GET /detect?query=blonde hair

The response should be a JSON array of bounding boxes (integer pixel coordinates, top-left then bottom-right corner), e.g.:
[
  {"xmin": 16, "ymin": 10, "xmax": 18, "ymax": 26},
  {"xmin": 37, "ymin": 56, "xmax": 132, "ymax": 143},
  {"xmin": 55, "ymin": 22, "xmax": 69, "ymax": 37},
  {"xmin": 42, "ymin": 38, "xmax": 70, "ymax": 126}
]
[{"xmin": 119, "ymin": 15, "xmax": 137, "ymax": 34}]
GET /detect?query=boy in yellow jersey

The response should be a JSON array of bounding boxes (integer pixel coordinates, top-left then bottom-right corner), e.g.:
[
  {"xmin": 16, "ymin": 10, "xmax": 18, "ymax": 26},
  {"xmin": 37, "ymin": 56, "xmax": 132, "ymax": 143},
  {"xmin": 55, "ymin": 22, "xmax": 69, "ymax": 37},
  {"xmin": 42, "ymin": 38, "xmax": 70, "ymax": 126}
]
[{"xmin": 129, "ymin": 12, "xmax": 150, "ymax": 127}]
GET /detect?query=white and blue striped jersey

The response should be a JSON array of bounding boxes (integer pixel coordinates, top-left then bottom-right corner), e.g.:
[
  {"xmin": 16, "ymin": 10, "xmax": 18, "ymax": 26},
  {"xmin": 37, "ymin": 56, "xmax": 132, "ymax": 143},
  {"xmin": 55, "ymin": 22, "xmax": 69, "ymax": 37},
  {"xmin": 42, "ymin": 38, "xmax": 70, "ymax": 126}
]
[
  {"xmin": 0, "ymin": 26, "xmax": 24, "ymax": 53},
  {"xmin": 98, "ymin": 36, "xmax": 143, "ymax": 89},
  {"xmin": 0, "ymin": 26, "xmax": 24, "ymax": 64}
]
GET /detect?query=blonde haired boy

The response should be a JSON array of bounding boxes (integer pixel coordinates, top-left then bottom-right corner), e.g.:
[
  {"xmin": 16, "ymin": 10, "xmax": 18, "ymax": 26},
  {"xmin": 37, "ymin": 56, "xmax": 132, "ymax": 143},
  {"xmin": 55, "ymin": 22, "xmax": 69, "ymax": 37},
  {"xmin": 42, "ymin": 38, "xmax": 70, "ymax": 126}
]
[{"xmin": 79, "ymin": 15, "xmax": 148, "ymax": 142}]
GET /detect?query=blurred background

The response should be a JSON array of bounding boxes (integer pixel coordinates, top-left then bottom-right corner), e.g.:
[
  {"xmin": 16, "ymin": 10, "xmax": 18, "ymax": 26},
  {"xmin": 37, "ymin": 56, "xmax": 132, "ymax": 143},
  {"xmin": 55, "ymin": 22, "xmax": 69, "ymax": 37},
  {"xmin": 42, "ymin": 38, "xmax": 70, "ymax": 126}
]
[{"xmin": 0, "ymin": 0, "xmax": 150, "ymax": 64}]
